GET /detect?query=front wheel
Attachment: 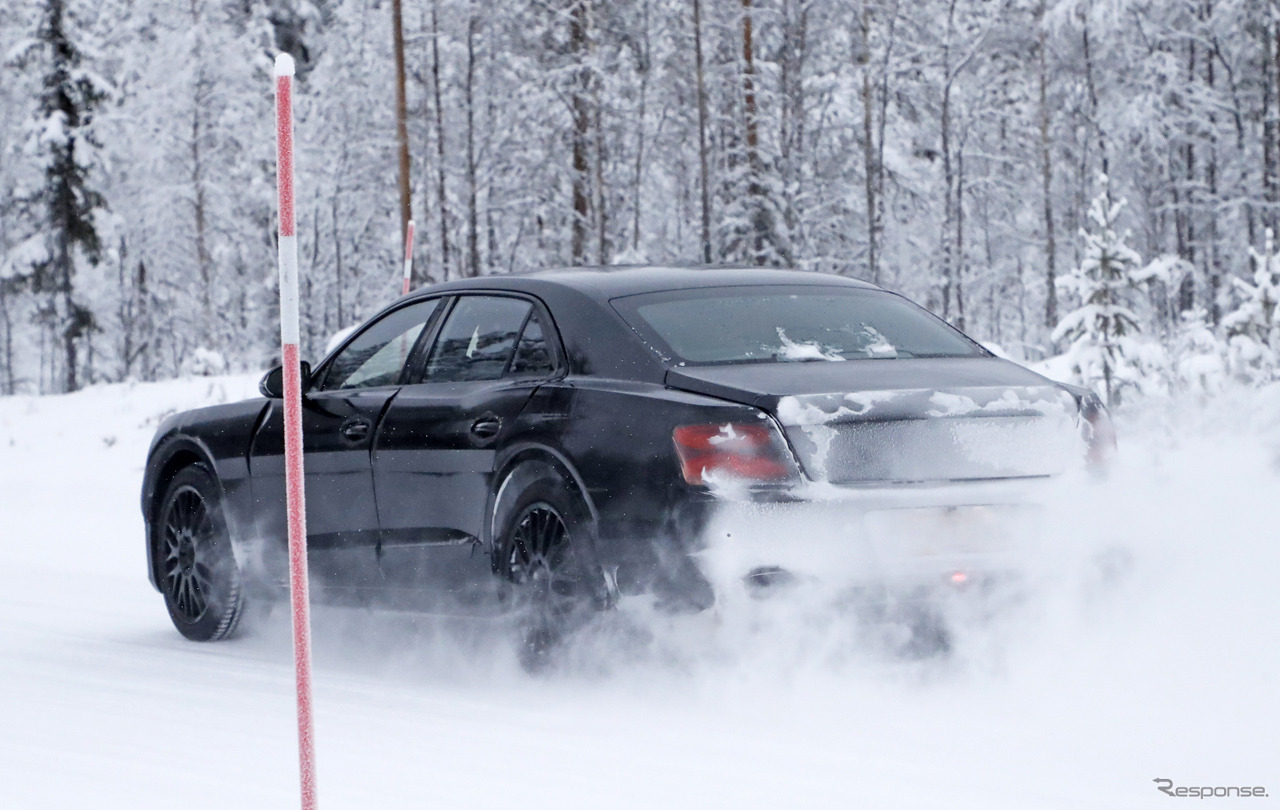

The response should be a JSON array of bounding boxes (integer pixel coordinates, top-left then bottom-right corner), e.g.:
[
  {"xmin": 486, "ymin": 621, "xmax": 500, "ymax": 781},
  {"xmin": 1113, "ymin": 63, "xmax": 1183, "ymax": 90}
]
[{"xmin": 153, "ymin": 465, "xmax": 245, "ymax": 641}]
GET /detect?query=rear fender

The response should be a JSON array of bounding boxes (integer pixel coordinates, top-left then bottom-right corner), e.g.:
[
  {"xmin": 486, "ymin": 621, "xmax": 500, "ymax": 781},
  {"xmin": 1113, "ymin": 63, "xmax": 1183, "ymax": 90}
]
[
  {"xmin": 487, "ymin": 445, "xmax": 599, "ymax": 551},
  {"xmin": 486, "ymin": 447, "xmax": 616, "ymax": 600}
]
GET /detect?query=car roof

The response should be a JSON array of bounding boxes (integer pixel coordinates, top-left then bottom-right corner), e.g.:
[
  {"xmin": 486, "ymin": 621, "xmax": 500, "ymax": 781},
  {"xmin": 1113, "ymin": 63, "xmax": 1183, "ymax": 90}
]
[
  {"xmin": 384, "ymin": 266, "xmax": 887, "ymax": 384},
  {"xmin": 404, "ymin": 265, "xmax": 881, "ymax": 303}
]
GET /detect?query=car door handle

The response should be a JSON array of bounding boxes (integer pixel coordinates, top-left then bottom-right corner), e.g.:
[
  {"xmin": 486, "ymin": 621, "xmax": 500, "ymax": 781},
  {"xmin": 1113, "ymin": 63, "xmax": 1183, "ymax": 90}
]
[
  {"xmin": 341, "ymin": 419, "xmax": 371, "ymax": 441},
  {"xmin": 470, "ymin": 415, "xmax": 502, "ymax": 440}
]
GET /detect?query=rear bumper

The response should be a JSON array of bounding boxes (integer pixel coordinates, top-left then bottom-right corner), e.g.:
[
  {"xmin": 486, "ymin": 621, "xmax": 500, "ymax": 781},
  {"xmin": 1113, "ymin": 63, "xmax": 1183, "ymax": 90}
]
[{"xmin": 693, "ymin": 477, "xmax": 1050, "ymax": 591}]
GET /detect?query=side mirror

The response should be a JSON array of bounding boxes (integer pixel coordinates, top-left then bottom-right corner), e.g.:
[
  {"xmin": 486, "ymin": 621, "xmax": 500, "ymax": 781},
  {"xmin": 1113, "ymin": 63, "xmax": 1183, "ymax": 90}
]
[{"xmin": 259, "ymin": 360, "xmax": 313, "ymax": 399}]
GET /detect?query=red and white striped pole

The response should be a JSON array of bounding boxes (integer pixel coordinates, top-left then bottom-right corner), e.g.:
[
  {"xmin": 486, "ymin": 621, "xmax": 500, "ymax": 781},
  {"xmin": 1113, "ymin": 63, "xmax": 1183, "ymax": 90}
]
[
  {"xmin": 274, "ymin": 52, "xmax": 318, "ymax": 810},
  {"xmin": 401, "ymin": 218, "xmax": 415, "ymax": 295}
]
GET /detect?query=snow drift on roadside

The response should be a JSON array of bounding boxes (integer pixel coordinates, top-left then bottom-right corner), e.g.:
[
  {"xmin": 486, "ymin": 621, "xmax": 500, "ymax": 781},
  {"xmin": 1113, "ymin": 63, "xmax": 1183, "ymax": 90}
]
[{"xmin": 0, "ymin": 376, "xmax": 1276, "ymax": 809}]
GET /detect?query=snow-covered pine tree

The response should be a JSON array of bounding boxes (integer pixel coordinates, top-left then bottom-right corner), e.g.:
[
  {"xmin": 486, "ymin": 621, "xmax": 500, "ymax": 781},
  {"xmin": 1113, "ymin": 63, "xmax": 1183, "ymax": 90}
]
[
  {"xmin": 1051, "ymin": 176, "xmax": 1155, "ymax": 406},
  {"xmin": 18, "ymin": 0, "xmax": 110, "ymax": 392},
  {"xmin": 1170, "ymin": 307, "xmax": 1227, "ymax": 397},
  {"xmin": 1222, "ymin": 228, "xmax": 1280, "ymax": 384},
  {"xmin": 0, "ymin": 0, "xmax": 1276, "ymax": 389}
]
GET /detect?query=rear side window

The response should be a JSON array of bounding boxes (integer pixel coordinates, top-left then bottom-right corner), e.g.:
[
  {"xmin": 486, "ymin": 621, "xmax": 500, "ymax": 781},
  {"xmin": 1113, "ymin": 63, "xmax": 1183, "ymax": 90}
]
[
  {"xmin": 509, "ymin": 310, "xmax": 555, "ymax": 377},
  {"xmin": 424, "ymin": 296, "xmax": 532, "ymax": 382},
  {"xmin": 612, "ymin": 286, "xmax": 984, "ymax": 365}
]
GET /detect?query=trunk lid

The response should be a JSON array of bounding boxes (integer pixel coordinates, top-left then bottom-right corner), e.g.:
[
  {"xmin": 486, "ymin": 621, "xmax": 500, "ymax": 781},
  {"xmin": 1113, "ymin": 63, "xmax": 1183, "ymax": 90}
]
[{"xmin": 665, "ymin": 358, "xmax": 1083, "ymax": 484}]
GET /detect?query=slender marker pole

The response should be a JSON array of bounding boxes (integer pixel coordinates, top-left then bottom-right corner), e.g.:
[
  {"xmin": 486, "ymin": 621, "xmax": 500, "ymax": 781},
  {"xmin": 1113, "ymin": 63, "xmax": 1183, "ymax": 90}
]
[
  {"xmin": 274, "ymin": 52, "xmax": 318, "ymax": 810},
  {"xmin": 401, "ymin": 218, "xmax": 415, "ymax": 295}
]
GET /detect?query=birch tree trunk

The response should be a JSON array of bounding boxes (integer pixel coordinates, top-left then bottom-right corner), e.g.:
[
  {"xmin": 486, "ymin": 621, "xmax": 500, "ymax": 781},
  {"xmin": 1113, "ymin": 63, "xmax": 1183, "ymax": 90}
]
[
  {"xmin": 742, "ymin": 0, "xmax": 764, "ymax": 264},
  {"xmin": 1038, "ymin": 0, "xmax": 1057, "ymax": 328},
  {"xmin": 692, "ymin": 0, "xmax": 712, "ymax": 262},
  {"xmin": 392, "ymin": 0, "xmax": 413, "ymax": 255},
  {"xmin": 1205, "ymin": 0, "xmax": 1221, "ymax": 324},
  {"xmin": 857, "ymin": 3, "xmax": 877, "ymax": 283},
  {"xmin": 430, "ymin": 0, "xmax": 451, "ymax": 281},
  {"xmin": 570, "ymin": 0, "xmax": 591, "ymax": 265},
  {"xmin": 630, "ymin": 0, "xmax": 650, "ymax": 253},
  {"xmin": 465, "ymin": 9, "xmax": 479, "ymax": 277},
  {"xmin": 939, "ymin": 0, "xmax": 957, "ymax": 320}
]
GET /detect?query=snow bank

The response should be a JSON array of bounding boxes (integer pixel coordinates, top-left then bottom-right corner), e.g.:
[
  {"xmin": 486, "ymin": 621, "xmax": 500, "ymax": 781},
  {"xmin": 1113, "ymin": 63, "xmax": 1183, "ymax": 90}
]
[{"xmin": 0, "ymin": 377, "xmax": 1276, "ymax": 809}]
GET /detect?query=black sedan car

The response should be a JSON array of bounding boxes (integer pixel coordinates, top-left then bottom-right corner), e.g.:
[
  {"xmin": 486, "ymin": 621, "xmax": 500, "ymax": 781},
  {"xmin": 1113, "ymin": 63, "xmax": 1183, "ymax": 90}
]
[{"xmin": 142, "ymin": 267, "xmax": 1113, "ymax": 654}]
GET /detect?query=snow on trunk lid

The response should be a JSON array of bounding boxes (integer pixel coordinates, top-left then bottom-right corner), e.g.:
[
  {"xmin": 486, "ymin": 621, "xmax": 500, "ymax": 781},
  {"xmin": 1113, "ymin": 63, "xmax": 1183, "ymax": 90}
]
[{"xmin": 775, "ymin": 386, "xmax": 1083, "ymax": 484}]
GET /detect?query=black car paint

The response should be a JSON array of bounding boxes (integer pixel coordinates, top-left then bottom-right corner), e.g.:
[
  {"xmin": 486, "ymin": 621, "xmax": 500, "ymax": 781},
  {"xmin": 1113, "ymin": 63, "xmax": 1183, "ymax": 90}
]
[{"xmin": 142, "ymin": 267, "xmax": 1086, "ymax": 604}]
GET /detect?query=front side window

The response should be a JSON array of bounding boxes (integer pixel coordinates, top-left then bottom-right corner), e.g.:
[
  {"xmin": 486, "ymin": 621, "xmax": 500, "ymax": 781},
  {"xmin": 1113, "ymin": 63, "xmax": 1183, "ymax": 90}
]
[
  {"xmin": 321, "ymin": 299, "xmax": 441, "ymax": 390},
  {"xmin": 424, "ymin": 296, "xmax": 533, "ymax": 382}
]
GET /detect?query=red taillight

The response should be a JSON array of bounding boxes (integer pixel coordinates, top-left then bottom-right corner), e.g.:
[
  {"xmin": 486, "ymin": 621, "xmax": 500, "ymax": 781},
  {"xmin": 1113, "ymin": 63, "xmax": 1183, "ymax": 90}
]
[{"xmin": 672, "ymin": 422, "xmax": 793, "ymax": 486}]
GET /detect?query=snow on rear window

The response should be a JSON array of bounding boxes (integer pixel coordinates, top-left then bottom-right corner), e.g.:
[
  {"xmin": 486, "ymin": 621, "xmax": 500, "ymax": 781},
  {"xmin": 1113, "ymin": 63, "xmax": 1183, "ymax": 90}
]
[{"xmin": 613, "ymin": 286, "xmax": 983, "ymax": 365}]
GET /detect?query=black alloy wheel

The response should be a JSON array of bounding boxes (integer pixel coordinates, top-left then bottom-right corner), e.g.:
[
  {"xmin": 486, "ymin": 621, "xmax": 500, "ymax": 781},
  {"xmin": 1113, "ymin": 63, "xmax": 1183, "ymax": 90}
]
[
  {"xmin": 155, "ymin": 465, "xmax": 244, "ymax": 641},
  {"xmin": 498, "ymin": 477, "xmax": 603, "ymax": 671},
  {"xmin": 508, "ymin": 503, "xmax": 580, "ymax": 668}
]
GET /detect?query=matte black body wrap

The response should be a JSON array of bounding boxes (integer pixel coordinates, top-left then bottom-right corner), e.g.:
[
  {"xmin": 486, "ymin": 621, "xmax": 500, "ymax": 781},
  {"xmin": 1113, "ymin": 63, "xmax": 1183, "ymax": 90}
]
[{"xmin": 141, "ymin": 267, "xmax": 1087, "ymax": 603}]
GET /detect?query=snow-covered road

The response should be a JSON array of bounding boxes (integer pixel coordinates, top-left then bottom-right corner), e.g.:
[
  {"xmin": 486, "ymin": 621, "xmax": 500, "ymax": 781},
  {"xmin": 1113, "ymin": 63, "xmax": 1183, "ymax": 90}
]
[{"xmin": 1, "ymin": 377, "xmax": 1277, "ymax": 809}]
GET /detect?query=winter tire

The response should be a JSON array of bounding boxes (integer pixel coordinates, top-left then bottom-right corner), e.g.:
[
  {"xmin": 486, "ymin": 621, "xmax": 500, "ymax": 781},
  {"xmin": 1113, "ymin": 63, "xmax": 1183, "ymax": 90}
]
[
  {"xmin": 154, "ymin": 465, "xmax": 245, "ymax": 641},
  {"xmin": 495, "ymin": 476, "xmax": 603, "ymax": 671}
]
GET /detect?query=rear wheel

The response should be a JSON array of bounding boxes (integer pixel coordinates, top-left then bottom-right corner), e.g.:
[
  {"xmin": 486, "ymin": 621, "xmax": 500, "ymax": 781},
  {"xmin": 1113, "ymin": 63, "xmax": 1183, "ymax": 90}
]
[
  {"xmin": 154, "ymin": 465, "xmax": 245, "ymax": 641},
  {"xmin": 496, "ymin": 477, "xmax": 603, "ymax": 671}
]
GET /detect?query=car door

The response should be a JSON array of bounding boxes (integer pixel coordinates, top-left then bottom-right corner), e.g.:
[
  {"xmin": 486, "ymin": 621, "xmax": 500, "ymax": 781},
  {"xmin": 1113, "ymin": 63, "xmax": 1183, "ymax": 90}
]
[
  {"xmin": 371, "ymin": 294, "xmax": 559, "ymax": 598},
  {"xmin": 249, "ymin": 298, "xmax": 443, "ymax": 579}
]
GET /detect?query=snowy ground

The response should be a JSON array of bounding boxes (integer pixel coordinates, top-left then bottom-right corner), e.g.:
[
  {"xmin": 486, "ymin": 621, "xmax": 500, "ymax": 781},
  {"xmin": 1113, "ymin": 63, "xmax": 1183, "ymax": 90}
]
[{"xmin": 1, "ymin": 376, "xmax": 1277, "ymax": 809}]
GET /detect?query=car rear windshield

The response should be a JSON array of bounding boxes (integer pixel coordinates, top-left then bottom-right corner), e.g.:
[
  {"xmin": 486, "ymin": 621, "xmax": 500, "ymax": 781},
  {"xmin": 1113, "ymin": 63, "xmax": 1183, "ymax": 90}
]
[{"xmin": 611, "ymin": 285, "xmax": 985, "ymax": 365}]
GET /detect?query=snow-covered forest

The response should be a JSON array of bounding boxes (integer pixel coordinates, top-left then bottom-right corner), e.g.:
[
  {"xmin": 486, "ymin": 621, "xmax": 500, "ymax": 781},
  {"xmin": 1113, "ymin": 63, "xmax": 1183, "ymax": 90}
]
[{"xmin": 2, "ymin": 0, "xmax": 1279, "ymax": 398}]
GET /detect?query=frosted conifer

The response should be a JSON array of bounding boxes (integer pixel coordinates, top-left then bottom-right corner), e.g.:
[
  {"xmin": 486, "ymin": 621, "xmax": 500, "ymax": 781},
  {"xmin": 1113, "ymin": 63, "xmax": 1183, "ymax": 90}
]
[
  {"xmin": 1051, "ymin": 176, "xmax": 1153, "ymax": 406},
  {"xmin": 1222, "ymin": 229, "xmax": 1280, "ymax": 384}
]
